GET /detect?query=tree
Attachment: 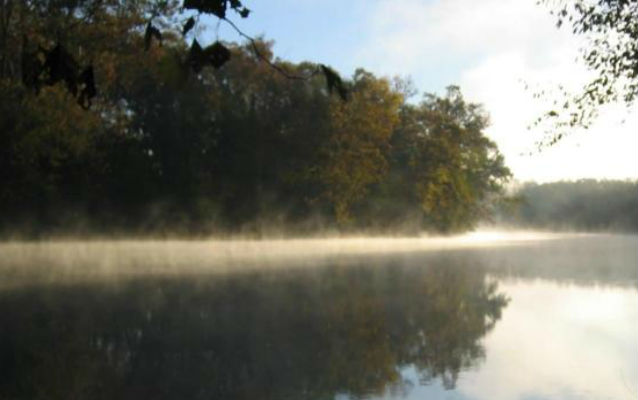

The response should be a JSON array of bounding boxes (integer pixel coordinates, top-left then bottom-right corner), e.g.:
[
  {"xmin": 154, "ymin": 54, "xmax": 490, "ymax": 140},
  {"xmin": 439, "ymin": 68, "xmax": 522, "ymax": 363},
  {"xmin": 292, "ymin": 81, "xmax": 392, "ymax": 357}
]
[
  {"xmin": 318, "ymin": 69, "xmax": 402, "ymax": 224},
  {"xmin": 379, "ymin": 87, "xmax": 511, "ymax": 233},
  {"xmin": 0, "ymin": 0, "xmax": 348, "ymax": 112},
  {"xmin": 0, "ymin": 1, "xmax": 513, "ymax": 236},
  {"xmin": 538, "ymin": 0, "xmax": 637, "ymax": 144}
]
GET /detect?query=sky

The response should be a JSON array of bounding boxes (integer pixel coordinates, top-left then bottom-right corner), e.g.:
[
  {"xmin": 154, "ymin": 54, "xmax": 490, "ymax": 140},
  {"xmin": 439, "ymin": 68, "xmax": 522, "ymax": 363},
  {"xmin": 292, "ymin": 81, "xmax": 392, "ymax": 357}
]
[{"xmin": 208, "ymin": 0, "xmax": 638, "ymax": 183}]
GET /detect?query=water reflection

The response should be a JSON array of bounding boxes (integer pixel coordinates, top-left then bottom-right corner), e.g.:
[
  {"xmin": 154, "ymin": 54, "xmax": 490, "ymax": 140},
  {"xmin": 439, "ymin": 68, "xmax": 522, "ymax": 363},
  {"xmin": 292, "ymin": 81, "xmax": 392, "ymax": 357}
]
[
  {"xmin": 384, "ymin": 281, "xmax": 638, "ymax": 400},
  {"xmin": 0, "ymin": 260, "xmax": 507, "ymax": 400}
]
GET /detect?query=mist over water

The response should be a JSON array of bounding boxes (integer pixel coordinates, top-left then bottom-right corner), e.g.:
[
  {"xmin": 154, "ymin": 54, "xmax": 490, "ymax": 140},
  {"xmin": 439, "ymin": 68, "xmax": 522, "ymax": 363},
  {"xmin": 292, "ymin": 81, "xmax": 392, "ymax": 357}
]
[
  {"xmin": 0, "ymin": 231, "xmax": 636, "ymax": 400},
  {"xmin": 0, "ymin": 230, "xmax": 588, "ymax": 280}
]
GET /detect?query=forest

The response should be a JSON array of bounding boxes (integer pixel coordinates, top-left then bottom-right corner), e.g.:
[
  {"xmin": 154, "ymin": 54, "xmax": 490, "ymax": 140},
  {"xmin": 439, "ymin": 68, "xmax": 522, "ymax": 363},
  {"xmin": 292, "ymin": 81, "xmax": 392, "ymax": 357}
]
[
  {"xmin": 0, "ymin": 1, "xmax": 513, "ymax": 237},
  {"xmin": 499, "ymin": 180, "xmax": 638, "ymax": 232}
]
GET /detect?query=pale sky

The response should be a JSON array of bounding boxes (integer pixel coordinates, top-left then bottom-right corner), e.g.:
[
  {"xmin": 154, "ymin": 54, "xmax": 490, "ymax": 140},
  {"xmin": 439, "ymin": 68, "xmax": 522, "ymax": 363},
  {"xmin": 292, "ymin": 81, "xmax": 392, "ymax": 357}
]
[{"xmin": 209, "ymin": 0, "xmax": 638, "ymax": 183}]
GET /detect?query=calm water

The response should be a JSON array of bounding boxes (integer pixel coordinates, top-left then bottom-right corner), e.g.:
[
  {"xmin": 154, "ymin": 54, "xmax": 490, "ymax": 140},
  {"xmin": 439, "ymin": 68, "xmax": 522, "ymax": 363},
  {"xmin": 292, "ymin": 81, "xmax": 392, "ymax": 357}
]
[{"xmin": 0, "ymin": 233, "xmax": 636, "ymax": 400}]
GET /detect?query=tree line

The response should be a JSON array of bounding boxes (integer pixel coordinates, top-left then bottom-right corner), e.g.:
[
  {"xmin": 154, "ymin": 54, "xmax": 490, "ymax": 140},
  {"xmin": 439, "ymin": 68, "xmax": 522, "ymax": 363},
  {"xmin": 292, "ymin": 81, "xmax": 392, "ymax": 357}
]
[
  {"xmin": 499, "ymin": 180, "xmax": 638, "ymax": 232},
  {"xmin": 0, "ymin": 1, "xmax": 510, "ymax": 237}
]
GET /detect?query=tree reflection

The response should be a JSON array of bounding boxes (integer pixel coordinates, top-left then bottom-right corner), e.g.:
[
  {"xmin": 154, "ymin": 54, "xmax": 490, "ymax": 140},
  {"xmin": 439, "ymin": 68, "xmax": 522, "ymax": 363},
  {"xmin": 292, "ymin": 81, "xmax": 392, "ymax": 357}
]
[{"xmin": 0, "ymin": 259, "xmax": 508, "ymax": 399}]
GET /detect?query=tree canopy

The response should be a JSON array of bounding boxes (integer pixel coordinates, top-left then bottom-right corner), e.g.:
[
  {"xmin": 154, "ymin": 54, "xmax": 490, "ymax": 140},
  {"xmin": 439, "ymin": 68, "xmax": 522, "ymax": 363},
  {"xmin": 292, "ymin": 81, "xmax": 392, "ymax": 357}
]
[
  {"xmin": 0, "ymin": 0, "xmax": 511, "ymax": 237},
  {"xmin": 0, "ymin": 0, "xmax": 348, "ymax": 108}
]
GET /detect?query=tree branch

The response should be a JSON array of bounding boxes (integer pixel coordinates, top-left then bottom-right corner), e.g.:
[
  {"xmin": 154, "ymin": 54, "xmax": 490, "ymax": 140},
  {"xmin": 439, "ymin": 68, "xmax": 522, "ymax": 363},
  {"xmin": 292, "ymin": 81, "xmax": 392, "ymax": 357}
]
[{"xmin": 220, "ymin": 16, "xmax": 320, "ymax": 81}]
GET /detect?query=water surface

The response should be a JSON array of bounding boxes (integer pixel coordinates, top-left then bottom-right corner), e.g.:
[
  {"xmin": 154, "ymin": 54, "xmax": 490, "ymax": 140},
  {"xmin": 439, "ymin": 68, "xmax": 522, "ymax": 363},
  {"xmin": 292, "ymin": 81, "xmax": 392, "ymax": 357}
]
[{"xmin": 0, "ymin": 233, "xmax": 636, "ymax": 399}]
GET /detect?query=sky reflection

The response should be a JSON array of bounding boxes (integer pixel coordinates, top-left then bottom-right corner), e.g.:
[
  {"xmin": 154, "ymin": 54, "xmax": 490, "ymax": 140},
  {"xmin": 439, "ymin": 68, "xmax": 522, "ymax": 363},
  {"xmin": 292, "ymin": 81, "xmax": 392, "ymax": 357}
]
[{"xmin": 372, "ymin": 280, "xmax": 638, "ymax": 400}]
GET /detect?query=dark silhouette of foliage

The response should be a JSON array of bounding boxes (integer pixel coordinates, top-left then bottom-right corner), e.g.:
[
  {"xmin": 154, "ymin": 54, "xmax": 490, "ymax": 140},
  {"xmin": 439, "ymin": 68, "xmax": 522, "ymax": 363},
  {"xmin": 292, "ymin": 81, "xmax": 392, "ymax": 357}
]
[
  {"xmin": 19, "ymin": 41, "xmax": 97, "ymax": 110},
  {"xmin": 183, "ymin": 0, "xmax": 250, "ymax": 19},
  {"xmin": 144, "ymin": 22, "xmax": 163, "ymax": 51},
  {"xmin": 321, "ymin": 64, "xmax": 349, "ymax": 101},
  {"xmin": 187, "ymin": 39, "xmax": 231, "ymax": 72},
  {"xmin": 0, "ymin": 1, "xmax": 510, "ymax": 237},
  {"xmin": 6, "ymin": 0, "xmax": 346, "ymax": 108},
  {"xmin": 536, "ymin": 0, "xmax": 638, "ymax": 144},
  {"xmin": 182, "ymin": 17, "xmax": 195, "ymax": 36}
]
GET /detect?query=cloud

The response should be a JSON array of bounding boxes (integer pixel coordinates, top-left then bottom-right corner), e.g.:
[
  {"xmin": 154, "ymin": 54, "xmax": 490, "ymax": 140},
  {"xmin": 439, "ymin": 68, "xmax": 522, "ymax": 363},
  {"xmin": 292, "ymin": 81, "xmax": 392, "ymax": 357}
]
[
  {"xmin": 357, "ymin": 0, "xmax": 570, "ymax": 76},
  {"xmin": 357, "ymin": 0, "xmax": 638, "ymax": 182}
]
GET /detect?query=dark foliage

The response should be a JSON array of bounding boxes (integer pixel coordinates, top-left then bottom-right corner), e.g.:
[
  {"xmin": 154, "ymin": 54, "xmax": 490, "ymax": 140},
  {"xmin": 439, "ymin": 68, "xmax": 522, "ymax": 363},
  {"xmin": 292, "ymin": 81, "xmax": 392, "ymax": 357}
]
[
  {"xmin": 144, "ymin": 23, "xmax": 163, "ymax": 51},
  {"xmin": 0, "ymin": 1, "xmax": 510, "ymax": 237},
  {"xmin": 321, "ymin": 64, "xmax": 349, "ymax": 101},
  {"xmin": 19, "ymin": 42, "xmax": 97, "ymax": 109},
  {"xmin": 536, "ymin": 0, "xmax": 638, "ymax": 143},
  {"xmin": 183, "ymin": 0, "xmax": 250, "ymax": 19}
]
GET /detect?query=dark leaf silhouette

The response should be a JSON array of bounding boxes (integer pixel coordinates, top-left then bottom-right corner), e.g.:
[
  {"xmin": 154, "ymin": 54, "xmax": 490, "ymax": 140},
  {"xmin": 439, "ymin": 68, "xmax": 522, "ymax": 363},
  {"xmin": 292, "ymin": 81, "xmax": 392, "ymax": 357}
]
[
  {"xmin": 19, "ymin": 41, "xmax": 97, "ymax": 109},
  {"xmin": 321, "ymin": 64, "xmax": 348, "ymax": 101},
  {"xmin": 183, "ymin": 0, "xmax": 226, "ymax": 18},
  {"xmin": 188, "ymin": 40, "xmax": 231, "ymax": 72},
  {"xmin": 183, "ymin": 0, "xmax": 248, "ymax": 19},
  {"xmin": 182, "ymin": 17, "xmax": 196, "ymax": 36},
  {"xmin": 188, "ymin": 39, "xmax": 206, "ymax": 73},
  {"xmin": 205, "ymin": 41, "xmax": 231, "ymax": 69},
  {"xmin": 43, "ymin": 44, "xmax": 79, "ymax": 96},
  {"xmin": 144, "ymin": 23, "xmax": 162, "ymax": 51}
]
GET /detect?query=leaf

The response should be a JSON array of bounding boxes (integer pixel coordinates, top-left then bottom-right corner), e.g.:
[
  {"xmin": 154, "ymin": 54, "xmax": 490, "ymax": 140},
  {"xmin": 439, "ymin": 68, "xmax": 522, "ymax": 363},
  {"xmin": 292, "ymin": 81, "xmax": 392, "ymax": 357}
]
[
  {"xmin": 43, "ymin": 44, "xmax": 79, "ymax": 95},
  {"xmin": 188, "ymin": 39, "xmax": 206, "ymax": 73},
  {"xmin": 239, "ymin": 7, "xmax": 250, "ymax": 18},
  {"xmin": 205, "ymin": 41, "xmax": 231, "ymax": 69},
  {"xmin": 182, "ymin": 17, "xmax": 196, "ymax": 36},
  {"xmin": 144, "ymin": 23, "xmax": 162, "ymax": 51},
  {"xmin": 320, "ymin": 64, "xmax": 348, "ymax": 101},
  {"xmin": 184, "ymin": 0, "xmax": 227, "ymax": 18},
  {"xmin": 547, "ymin": 110, "xmax": 558, "ymax": 117}
]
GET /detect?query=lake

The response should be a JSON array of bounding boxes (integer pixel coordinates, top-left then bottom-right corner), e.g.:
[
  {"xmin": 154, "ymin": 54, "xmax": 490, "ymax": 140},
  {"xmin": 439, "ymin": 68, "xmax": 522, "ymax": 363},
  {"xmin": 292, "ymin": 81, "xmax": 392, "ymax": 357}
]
[{"xmin": 0, "ymin": 232, "xmax": 636, "ymax": 400}]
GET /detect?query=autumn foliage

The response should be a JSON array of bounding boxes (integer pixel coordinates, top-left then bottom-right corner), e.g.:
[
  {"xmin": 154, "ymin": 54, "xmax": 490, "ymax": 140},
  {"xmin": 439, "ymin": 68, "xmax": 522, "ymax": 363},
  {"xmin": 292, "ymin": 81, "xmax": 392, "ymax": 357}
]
[{"xmin": 0, "ymin": 1, "xmax": 510, "ymax": 236}]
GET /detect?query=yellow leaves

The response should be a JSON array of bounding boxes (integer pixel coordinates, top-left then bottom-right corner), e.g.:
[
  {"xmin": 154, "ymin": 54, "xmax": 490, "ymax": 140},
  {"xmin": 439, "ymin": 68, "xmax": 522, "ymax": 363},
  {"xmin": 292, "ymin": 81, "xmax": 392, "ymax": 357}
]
[{"xmin": 321, "ymin": 74, "xmax": 402, "ymax": 223}]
